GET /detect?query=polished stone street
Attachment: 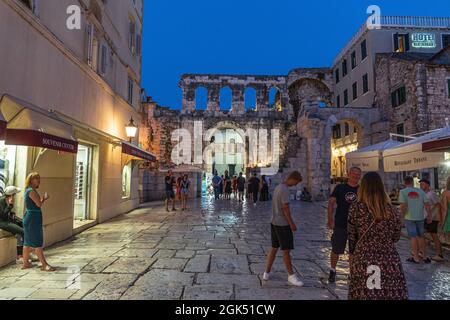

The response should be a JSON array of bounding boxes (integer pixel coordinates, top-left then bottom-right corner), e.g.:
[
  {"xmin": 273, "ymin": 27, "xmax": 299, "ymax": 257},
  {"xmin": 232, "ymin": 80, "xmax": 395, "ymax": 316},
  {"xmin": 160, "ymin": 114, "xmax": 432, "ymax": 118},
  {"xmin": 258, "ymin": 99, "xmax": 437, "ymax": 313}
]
[{"xmin": 0, "ymin": 197, "xmax": 449, "ymax": 300}]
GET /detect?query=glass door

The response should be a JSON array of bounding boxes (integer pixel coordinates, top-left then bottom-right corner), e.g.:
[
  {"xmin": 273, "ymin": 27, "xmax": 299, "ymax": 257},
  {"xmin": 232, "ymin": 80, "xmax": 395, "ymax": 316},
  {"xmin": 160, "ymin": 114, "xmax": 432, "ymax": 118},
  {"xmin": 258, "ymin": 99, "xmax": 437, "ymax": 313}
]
[{"xmin": 74, "ymin": 144, "xmax": 92, "ymax": 222}]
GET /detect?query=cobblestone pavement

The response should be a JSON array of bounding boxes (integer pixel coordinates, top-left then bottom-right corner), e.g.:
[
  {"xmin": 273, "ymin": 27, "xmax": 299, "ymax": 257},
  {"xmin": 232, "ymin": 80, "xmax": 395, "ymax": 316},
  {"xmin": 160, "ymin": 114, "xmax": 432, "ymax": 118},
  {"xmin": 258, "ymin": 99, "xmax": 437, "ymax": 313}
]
[{"xmin": 0, "ymin": 197, "xmax": 449, "ymax": 300}]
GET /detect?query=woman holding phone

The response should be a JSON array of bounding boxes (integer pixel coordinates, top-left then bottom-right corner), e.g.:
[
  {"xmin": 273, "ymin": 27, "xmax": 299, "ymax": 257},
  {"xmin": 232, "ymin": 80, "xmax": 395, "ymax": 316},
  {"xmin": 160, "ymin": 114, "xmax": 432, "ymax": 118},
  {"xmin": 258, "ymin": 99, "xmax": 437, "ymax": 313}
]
[{"xmin": 22, "ymin": 172, "xmax": 55, "ymax": 272}]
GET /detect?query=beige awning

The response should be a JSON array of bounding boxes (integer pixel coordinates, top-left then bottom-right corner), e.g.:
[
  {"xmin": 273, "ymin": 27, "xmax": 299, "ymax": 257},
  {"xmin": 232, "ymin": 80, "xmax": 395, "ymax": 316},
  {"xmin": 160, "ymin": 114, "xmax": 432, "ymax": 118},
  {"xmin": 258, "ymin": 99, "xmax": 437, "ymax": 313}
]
[
  {"xmin": 346, "ymin": 139, "xmax": 402, "ymax": 172},
  {"xmin": 0, "ymin": 94, "xmax": 78, "ymax": 153}
]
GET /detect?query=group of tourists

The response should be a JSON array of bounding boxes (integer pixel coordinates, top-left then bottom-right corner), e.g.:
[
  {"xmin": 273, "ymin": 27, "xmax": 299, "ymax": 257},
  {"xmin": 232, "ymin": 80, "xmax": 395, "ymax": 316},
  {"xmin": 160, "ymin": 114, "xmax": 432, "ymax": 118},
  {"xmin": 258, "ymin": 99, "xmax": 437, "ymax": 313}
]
[
  {"xmin": 165, "ymin": 170, "xmax": 191, "ymax": 212},
  {"xmin": 263, "ymin": 167, "xmax": 450, "ymax": 300},
  {"xmin": 0, "ymin": 172, "xmax": 55, "ymax": 272},
  {"xmin": 211, "ymin": 171, "xmax": 271, "ymax": 205}
]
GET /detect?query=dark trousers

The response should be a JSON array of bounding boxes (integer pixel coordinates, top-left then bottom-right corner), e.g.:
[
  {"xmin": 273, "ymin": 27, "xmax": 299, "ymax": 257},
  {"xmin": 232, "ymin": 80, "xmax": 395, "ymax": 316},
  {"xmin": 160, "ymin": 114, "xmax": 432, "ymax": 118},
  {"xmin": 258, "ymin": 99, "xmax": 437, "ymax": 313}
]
[
  {"xmin": 252, "ymin": 190, "xmax": 259, "ymax": 204},
  {"xmin": 0, "ymin": 220, "xmax": 24, "ymax": 255}
]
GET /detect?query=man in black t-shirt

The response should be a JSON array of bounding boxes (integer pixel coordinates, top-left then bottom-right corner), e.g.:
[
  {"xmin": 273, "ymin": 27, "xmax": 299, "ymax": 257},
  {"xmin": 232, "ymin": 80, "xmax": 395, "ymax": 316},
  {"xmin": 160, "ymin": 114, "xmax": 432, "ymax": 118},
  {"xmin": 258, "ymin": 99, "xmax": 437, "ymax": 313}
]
[
  {"xmin": 237, "ymin": 172, "xmax": 246, "ymax": 202},
  {"xmin": 327, "ymin": 167, "xmax": 361, "ymax": 283},
  {"xmin": 249, "ymin": 173, "xmax": 260, "ymax": 206}
]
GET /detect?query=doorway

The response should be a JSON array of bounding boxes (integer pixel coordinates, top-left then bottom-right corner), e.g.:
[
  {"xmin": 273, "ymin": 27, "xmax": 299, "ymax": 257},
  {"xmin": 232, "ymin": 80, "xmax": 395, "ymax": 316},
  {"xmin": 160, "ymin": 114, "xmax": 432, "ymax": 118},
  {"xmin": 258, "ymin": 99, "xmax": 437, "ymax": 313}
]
[{"xmin": 73, "ymin": 144, "xmax": 94, "ymax": 228}]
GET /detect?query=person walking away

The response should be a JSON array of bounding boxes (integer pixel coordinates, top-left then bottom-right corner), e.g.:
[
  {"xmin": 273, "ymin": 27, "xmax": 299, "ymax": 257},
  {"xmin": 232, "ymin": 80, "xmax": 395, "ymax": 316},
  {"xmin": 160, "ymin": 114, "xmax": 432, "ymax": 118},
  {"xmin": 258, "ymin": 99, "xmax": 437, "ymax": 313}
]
[
  {"xmin": 249, "ymin": 173, "xmax": 260, "ymax": 206},
  {"xmin": 232, "ymin": 176, "xmax": 238, "ymax": 199},
  {"xmin": 224, "ymin": 171, "xmax": 232, "ymax": 200},
  {"xmin": 327, "ymin": 167, "xmax": 362, "ymax": 283},
  {"xmin": 260, "ymin": 175, "xmax": 269, "ymax": 201},
  {"xmin": 180, "ymin": 174, "xmax": 190, "ymax": 211},
  {"xmin": 219, "ymin": 175, "xmax": 224, "ymax": 199},
  {"xmin": 0, "ymin": 186, "xmax": 24, "ymax": 263},
  {"xmin": 348, "ymin": 172, "xmax": 408, "ymax": 300},
  {"xmin": 212, "ymin": 172, "xmax": 222, "ymax": 200},
  {"xmin": 237, "ymin": 173, "xmax": 246, "ymax": 202},
  {"xmin": 22, "ymin": 172, "xmax": 55, "ymax": 272},
  {"xmin": 420, "ymin": 179, "xmax": 445, "ymax": 262},
  {"xmin": 165, "ymin": 170, "xmax": 177, "ymax": 212},
  {"xmin": 176, "ymin": 174, "xmax": 183, "ymax": 202},
  {"xmin": 263, "ymin": 171, "xmax": 304, "ymax": 286},
  {"xmin": 399, "ymin": 176, "xmax": 432, "ymax": 264}
]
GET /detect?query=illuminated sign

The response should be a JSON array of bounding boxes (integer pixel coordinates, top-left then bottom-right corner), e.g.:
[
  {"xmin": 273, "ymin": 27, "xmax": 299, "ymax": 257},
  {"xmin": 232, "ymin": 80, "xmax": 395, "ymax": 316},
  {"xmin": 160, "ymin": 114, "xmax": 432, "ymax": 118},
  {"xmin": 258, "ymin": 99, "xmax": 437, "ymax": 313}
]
[{"xmin": 411, "ymin": 33, "xmax": 436, "ymax": 48}]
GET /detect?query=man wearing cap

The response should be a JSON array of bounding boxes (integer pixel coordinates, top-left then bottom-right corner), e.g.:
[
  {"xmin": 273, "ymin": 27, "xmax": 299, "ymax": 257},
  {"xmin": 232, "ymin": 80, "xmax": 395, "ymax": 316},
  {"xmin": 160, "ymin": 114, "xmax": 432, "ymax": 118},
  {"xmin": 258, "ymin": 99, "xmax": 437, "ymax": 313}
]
[{"xmin": 0, "ymin": 186, "xmax": 24, "ymax": 261}]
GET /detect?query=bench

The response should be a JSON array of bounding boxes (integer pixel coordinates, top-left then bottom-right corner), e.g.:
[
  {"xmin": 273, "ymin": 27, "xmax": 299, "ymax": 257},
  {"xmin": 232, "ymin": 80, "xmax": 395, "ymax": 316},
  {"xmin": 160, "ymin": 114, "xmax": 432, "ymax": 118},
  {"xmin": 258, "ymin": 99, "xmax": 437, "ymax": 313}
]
[{"xmin": 0, "ymin": 230, "xmax": 17, "ymax": 267}]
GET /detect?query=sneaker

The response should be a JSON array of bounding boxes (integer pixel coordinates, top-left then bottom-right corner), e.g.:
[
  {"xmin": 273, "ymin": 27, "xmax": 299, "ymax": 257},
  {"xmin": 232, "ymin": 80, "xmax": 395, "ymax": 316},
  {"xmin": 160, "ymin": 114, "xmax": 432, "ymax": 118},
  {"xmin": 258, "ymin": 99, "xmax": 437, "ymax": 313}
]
[
  {"xmin": 423, "ymin": 257, "xmax": 432, "ymax": 264},
  {"xmin": 262, "ymin": 272, "xmax": 271, "ymax": 281},
  {"xmin": 288, "ymin": 274, "xmax": 304, "ymax": 287},
  {"xmin": 432, "ymin": 255, "xmax": 445, "ymax": 262},
  {"xmin": 328, "ymin": 270, "xmax": 337, "ymax": 283}
]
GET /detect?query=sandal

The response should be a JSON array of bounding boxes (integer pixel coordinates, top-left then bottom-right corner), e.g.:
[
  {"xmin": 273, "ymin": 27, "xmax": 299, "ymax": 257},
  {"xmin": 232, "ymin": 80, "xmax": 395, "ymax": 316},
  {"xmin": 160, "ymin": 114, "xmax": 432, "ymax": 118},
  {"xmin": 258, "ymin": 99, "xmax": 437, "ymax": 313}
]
[
  {"xmin": 22, "ymin": 263, "xmax": 33, "ymax": 270},
  {"xmin": 41, "ymin": 264, "xmax": 56, "ymax": 272},
  {"xmin": 406, "ymin": 257, "xmax": 421, "ymax": 264}
]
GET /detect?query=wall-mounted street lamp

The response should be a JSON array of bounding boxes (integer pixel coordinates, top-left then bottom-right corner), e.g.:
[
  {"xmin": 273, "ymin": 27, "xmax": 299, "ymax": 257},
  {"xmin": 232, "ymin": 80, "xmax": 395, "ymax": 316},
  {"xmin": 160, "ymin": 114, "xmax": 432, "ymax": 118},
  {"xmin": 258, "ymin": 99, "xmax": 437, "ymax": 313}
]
[{"xmin": 125, "ymin": 117, "xmax": 138, "ymax": 143}]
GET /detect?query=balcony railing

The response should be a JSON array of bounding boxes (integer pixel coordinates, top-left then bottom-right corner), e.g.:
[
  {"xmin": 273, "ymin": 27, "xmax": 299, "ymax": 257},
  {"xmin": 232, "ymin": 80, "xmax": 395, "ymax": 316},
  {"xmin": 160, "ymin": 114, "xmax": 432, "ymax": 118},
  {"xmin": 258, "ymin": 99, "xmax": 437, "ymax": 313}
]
[{"xmin": 333, "ymin": 15, "xmax": 450, "ymax": 65}]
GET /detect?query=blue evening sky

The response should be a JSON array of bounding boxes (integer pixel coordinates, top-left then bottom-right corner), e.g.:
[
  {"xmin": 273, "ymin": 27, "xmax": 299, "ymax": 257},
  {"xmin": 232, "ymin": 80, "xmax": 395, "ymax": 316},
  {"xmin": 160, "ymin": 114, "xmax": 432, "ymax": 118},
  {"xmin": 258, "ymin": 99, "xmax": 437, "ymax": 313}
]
[{"xmin": 142, "ymin": 0, "xmax": 450, "ymax": 109}]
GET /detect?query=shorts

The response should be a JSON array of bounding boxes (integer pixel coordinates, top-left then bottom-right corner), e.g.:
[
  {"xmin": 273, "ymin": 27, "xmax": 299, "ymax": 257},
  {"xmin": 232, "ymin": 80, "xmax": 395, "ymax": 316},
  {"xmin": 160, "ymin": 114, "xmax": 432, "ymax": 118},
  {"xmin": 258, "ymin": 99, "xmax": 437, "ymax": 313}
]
[
  {"xmin": 271, "ymin": 224, "xmax": 294, "ymax": 251},
  {"xmin": 181, "ymin": 189, "xmax": 189, "ymax": 195},
  {"xmin": 331, "ymin": 227, "xmax": 348, "ymax": 255},
  {"xmin": 405, "ymin": 220, "xmax": 425, "ymax": 237},
  {"xmin": 165, "ymin": 189, "xmax": 175, "ymax": 200},
  {"xmin": 424, "ymin": 220, "xmax": 439, "ymax": 234}
]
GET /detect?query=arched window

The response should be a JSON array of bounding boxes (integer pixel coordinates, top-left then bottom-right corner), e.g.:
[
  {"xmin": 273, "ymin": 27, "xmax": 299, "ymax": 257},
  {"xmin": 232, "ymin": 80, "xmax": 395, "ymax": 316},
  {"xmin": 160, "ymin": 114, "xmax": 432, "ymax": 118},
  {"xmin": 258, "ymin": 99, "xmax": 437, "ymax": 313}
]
[
  {"xmin": 220, "ymin": 87, "xmax": 232, "ymax": 110},
  {"xmin": 269, "ymin": 87, "xmax": 282, "ymax": 111},
  {"xmin": 244, "ymin": 87, "xmax": 256, "ymax": 110},
  {"xmin": 195, "ymin": 87, "xmax": 208, "ymax": 110}
]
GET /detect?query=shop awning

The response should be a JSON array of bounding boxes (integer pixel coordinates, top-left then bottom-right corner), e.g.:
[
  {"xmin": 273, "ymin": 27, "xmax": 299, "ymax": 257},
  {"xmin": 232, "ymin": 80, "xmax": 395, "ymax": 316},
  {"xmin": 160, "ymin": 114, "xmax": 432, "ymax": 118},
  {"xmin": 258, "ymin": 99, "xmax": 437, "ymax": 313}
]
[
  {"xmin": 346, "ymin": 139, "xmax": 402, "ymax": 172},
  {"xmin": 0, "ymin": 94, "xmax": 78, "ymax": 153},
  {"xmin": 122, "ymin": 142, "xmax": 156, "ymax": 162},
  {"xmin": 383, "ymin": 127, "xmax": 450, "ymax": 172}
]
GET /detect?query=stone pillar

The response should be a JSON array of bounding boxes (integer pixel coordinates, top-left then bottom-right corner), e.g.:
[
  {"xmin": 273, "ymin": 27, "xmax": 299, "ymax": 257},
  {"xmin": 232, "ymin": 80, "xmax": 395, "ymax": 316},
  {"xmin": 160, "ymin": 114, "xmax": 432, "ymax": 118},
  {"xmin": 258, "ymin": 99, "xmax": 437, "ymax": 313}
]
[
  {"xmin": 231, "ymin": 86, "xmax": 245, "ymax": 115},
  {"xmin": 181, "ymin": 86, "xmax": 195, "ymax": 114},
  {"xmin": 256, "ymin": 86, "xmax": 269, "ymax": 112},
  {"xmin": 207, "ymin": 85, "xmax": 220, "ymax": 113}
]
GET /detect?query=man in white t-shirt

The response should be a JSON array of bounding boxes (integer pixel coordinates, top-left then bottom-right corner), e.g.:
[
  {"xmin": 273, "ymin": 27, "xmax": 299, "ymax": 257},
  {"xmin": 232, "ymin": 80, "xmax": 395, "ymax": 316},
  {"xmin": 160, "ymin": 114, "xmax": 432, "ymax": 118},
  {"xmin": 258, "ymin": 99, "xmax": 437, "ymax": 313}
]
[{"xmin": 420, "ymin": 179, "xmax": 445, "ymax": 262}]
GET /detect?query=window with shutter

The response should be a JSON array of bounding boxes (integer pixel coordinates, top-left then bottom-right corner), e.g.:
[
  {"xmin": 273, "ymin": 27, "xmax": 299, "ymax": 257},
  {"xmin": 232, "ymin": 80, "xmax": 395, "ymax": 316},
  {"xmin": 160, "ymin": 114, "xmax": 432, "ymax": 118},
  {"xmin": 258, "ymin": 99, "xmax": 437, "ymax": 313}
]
[
  {"xmin": 100, "ymin": 44, "xmax": 107, "ymax": 75},
  {"xmin": 361, "ymin": 39, "xmax": 367, "ymax": 60},
  {"xmin": 443, "ymin": 35, "xmax": 450, "ymax": 48},
  {"xmin": 447, "ymin": 79, "xmax": 450, "ymax": 98},
  {"xmin": 351, "ymin": 51, "xmax": 357, "ymax": 69},
  {"xmin": 363, "ymin": 74, "xmax": 369, "ymax": 94},
  {"xmin": 344, "ymin": 90, "xmax": 349, "ymax": 106},
  {"xmin": 342, "ymin": 60, "xmax": 348, "ymax": 77},
  {"xmin": 335, "ymin": 69, "xmax": 340, "ymax": 84},
  {"xmin": 352, "ymin": 82, "xmax": 358, "ymax": 100}
]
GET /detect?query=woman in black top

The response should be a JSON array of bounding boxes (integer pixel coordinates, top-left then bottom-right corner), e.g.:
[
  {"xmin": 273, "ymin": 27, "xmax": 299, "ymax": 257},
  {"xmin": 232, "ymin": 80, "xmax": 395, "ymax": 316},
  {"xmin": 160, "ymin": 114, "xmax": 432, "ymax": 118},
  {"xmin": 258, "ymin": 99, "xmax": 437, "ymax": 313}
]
[{"xmin": 224, "ymin": 171, "xmax": 232, "ymax": 200}]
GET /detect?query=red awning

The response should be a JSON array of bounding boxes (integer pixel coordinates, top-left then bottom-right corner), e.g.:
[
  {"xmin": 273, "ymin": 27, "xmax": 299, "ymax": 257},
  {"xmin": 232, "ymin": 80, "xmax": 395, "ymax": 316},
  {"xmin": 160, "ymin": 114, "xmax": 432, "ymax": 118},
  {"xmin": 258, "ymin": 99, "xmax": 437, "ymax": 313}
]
[
  {"xmin": 0, "ymin": 95, "xmax": 78, "ymax": 153},
  {"xmin": 422, "ymin": 137, "xmax": 450, "ymax": 153},
  {"xmin": 122, "ymin": 142, "xmax": 156, "ymax": 162}
]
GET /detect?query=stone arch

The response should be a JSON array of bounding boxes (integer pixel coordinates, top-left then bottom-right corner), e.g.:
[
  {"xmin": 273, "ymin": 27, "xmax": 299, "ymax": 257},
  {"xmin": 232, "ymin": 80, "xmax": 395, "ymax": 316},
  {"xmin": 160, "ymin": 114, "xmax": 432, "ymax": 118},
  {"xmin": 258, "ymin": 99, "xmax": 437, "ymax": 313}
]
[
  {"xmin": 244, "ymin": 87, "xmax": 257, "ymax": 110},
  {"xmin": 289, "ymin": 78, "xmax": 333, "ymax": 119},
  {"xmin": 219, "ymin": 86, "xmax": 232, "ymax": 111},
  {"xmin": 195, "ymin": 86, "xmax": 208, "ymax": 110}
]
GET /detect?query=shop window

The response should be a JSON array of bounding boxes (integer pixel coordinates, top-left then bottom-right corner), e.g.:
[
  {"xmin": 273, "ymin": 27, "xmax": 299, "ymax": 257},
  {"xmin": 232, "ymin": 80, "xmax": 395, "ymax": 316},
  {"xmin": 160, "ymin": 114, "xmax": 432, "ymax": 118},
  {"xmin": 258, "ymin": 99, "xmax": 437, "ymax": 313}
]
[
  {"xmin": 394, "ymin": 33, "xmax": 410, "ymax": 53},
  {"xmin": 391, "ymin": 86, "xmax": 407, "ymax": 108},
  {"xmin": 342, "ymin": 59, "xmax": 348, "ymax": 77},
  {"xmin": 332, "ymin": 125, "xmax": 342, "ymax": 139},
  {"xmin": 351, "ymin": 51, "xmax": 357, "ymax": 69},
  {"xmin": 122, "ymin": 163, "xmax": 132, "ymax": 199},
  {"xmin": 344, "ymin": 90, "xmax": 349, "ymax": 106},
  {"xmin": 335, "ymin": 68, "xmax": 340, "ymax": 84},
  {"xmin": 345, "ymin": 123, "xmax": 350, "ymax": 136},
  {"xmin": 442, "ymin": 34, "xmax": 450, "ymax": 48},
  {"xmin": 0, "ymin": 142, "xmax": 17, "ymax": 195},
  {"xmin": 363, "ymin": 74, "xmax": 369, "ymax": 94},
  {"xmin": 361, "ymin": 39, "xmax": 368, "ymax": 60}
]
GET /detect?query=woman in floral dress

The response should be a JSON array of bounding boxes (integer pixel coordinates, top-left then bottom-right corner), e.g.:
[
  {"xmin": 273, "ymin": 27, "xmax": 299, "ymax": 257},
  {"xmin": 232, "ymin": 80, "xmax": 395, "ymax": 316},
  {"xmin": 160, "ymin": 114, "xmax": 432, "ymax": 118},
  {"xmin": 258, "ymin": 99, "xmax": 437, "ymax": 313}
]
[{"xmin": 348, "ymin": 172, "xmax": 408, "ymax": 300}]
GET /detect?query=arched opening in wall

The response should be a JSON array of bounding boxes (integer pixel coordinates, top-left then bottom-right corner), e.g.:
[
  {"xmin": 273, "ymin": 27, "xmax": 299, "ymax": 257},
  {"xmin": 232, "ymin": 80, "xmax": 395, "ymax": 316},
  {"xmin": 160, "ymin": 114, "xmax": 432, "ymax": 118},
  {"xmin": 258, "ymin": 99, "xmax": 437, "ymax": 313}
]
[
  {"xmin": 244, "ymin": 87, "xmax": 256, "ymax": 110},
  {"xmin": 269, "ymin": 87, "xmax": 282, "ymax": 111},
  {"xmin": 330, "ymin": 119, "xmax": 362, "ymax": 187},
  {"xmin": 220, "ymin": 87, "xmax": 232, "ymax": 111},
  {"xmin": 288, "ymin": 78, "xmax": 332, "ymax": 118},
  {"xmin": 195, "ymin": 86, "xmax": 208, "ymax": 110}
]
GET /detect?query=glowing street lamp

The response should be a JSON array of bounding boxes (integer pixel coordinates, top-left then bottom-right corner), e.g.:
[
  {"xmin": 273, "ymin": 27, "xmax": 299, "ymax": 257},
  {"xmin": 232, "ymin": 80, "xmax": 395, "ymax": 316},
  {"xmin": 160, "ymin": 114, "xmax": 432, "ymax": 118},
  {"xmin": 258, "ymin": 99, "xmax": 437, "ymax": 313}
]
[{"xmin": 125, "ymin": 117, "xmax": 138, "ymax": 143}]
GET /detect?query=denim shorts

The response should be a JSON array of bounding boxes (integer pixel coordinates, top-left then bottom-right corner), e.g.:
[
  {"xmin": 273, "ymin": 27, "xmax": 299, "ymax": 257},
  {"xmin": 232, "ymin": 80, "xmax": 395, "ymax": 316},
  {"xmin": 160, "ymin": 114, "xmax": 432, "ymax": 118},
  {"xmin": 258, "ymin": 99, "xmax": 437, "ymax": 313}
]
[{"xmin": 405, "ymin": 220, "xmax": 425, "ymax": 237}]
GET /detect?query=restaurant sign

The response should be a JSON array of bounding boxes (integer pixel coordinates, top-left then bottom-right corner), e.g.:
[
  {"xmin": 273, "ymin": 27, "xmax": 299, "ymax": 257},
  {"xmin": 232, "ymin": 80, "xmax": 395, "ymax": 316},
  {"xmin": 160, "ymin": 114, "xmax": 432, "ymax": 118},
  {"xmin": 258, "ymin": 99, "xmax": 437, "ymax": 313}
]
[{"xmin": 411, "ymin": 33, "xmax": 436, "ymax": 49}]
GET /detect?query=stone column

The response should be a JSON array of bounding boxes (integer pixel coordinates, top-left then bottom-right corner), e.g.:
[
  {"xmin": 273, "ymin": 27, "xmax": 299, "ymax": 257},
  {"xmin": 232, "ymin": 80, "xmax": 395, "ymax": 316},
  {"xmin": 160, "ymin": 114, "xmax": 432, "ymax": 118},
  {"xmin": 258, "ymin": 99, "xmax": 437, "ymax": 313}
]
[
  {"xmin": 231, "ymin": 86, "xmax": 245, "ymax": 115},
  {"xmin": 256, "ymin": 86, "xmax": 269, "ymax": 113},
  {"xmin": 207, "ymin": 85, "xmax": 220, "ymax": 113},
  {"xmin": 181, "ymin": 85, "xmax": 195, "ymax": 114}
]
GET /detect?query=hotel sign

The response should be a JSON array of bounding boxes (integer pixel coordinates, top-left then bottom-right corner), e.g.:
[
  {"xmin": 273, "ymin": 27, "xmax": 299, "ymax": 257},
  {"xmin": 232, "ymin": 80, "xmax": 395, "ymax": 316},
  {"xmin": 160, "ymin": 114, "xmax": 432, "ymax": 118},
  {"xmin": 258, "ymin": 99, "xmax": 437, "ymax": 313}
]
[{"xmin": 411, "ymin": 33, "xmax": 436, "ymax": 48}]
